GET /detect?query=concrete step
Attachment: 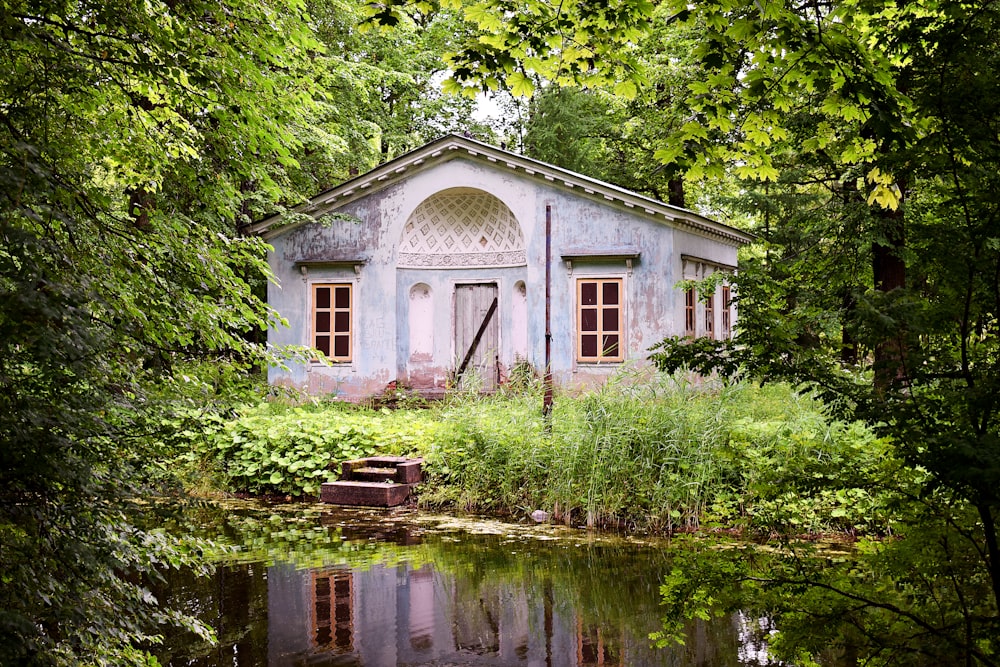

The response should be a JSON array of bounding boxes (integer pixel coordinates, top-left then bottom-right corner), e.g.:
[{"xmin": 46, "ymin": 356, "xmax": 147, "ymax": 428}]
[
  {"xmin": 340, "ymin": 457, "xmax": 424, "ymax": 484},
  {"xmin": 320, "ymin": 480, "xmax": 411, "ymax": 507},
  {"xmin": 361, "ymin": 456, "xmax": 410, "ymax": 468},
  {"xmin": 350, "ymin": 466, "xmax": 397, "ymax": 483}
]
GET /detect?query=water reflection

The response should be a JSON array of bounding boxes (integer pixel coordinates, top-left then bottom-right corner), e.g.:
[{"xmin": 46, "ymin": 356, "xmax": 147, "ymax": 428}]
[{"xmin": 153, "ymin": 504, "xmax": 781, "ymax": 666}]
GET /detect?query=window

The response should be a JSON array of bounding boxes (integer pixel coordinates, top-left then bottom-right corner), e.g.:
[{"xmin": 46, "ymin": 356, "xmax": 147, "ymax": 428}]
[
  {"xmin": 312, "ymin": 570, "xmax": 353, "ymax": 653},
  {"xmin": 705, "ymin": 291, "xmax": 715, "ymax": 339},
  {"xmin": 577, "ymin": 278, "xmax": 623, "ymax": 362},
  {"xmin": 313, "ymin": 283, "xmax": 352, "ymax": 361},
  {"xmin": 684, "ymin": 286, "xmax": 696, "ymax": 336},
  {"xmin": 721, "ymin": 285, "xmax": 731, "ymax": 339}
]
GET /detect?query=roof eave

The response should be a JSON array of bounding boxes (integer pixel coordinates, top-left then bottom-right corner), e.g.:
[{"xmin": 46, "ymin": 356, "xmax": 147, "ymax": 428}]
[{"xmin": 252, "ymin": 134, "xmax": 756, "ymax": 246}]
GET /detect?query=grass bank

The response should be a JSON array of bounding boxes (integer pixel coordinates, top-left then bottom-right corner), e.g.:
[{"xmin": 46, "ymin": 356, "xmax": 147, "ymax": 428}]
[{"xmin": 166, "ymin": 372, "xmax": 896, "ymax": 536}]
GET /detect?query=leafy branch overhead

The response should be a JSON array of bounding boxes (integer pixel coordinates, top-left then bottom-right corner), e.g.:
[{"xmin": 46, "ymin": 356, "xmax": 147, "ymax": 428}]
[{"xmin": 364, "ymin": 0, "xmax": 653, "ymax": 98}]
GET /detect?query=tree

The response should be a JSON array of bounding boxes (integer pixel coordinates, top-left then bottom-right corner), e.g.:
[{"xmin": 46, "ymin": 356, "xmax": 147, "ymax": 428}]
[
  {"xmin": 647, "ymin": 0, "xmax": 1000, "ymax": 660},
  {"xmin": 299, "ymin": 0, "xmax": 491, "ymax": 192},
  {"xmin": 520, "ymin": 86, "xmax": 619, "ymax": 174},
  {"xmin": 388, "ymin": 0, "xmax": 1000, "ymax": 659},
  {"xmin": 0, "ymin": 0, "xmax": 326, "ymax": 662}
]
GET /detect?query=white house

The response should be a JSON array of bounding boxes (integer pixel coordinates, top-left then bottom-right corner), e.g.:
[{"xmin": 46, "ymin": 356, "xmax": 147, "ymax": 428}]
[{"xmin": 252, "ymin": 134, "xmax": 752, "ymax": 399}]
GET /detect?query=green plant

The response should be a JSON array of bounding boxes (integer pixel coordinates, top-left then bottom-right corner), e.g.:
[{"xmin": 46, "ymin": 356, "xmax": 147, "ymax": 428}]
[{"xmin": 197, "ymin": 402, "xmax": 446, "ymax": 497}]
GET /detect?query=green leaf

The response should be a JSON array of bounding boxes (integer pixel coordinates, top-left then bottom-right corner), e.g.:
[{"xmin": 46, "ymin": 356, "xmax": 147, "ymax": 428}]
[{"xmin": 507, "ymin": 72, "xmax": 535, "ymax": 98}]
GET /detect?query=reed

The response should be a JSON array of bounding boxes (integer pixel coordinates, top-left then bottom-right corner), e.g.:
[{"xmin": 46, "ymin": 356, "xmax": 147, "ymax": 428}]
[{"xmin": 422, "ymin": 371, "xmax": 888, "ymax": 534}]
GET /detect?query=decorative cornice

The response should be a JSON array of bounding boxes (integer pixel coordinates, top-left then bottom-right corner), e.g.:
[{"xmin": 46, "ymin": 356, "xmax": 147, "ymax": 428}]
[{"xmin": 681, "ymin": 254, "xmax": 738, "ymax": 273}]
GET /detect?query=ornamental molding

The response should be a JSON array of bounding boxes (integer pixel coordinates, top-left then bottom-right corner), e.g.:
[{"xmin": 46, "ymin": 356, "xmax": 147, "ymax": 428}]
[
  {"xmin": 397, "ymin": 189, "xmax": 526, "ymax": 268},
  {"xmin": 398, "ymin": 250, "xmax": 527, "ymax": 268}
]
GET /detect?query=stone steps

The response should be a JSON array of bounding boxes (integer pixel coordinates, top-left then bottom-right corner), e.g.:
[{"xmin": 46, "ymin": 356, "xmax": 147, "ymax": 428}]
[
  {"xmin": 350, "ymin": 467, "xmax": 397, "ymax": 483},
  {"xmin": 320, "ymin": 456, "xmax": 423, "ymax": 507}
]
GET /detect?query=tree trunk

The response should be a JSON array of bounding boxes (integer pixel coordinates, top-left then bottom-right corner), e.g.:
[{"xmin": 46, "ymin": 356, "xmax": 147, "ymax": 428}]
[
  {"xmin": 127, "ymin": 186, "xmax": 153, "ymax": 231},
  {"xmin": 667, "ymin": 177, "xmax": 685, "ymax": 208},
  {"xmin": 976, "ymin": 503, "xmax": 1000, "ymax": 619},
  {"xmin": 841, "ymin": 290, "xmax": 859, "ymax": 365},
  {"xmin": 872, "ymin": 199, "xmax": 907, "ymax": 392}
]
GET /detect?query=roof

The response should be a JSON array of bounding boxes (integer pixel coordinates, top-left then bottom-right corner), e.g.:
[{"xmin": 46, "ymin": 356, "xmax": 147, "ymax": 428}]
[{"xmin": 250, "ymin": 134, "xmax": 755, "ymax": 246}]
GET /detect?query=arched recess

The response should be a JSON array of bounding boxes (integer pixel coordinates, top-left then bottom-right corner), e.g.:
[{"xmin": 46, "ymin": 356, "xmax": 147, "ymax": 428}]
[
  {"xmin": 408, "ymin": 283, "xmax": 433, "ymax": 360},
  {"xmin": 398, "ymin": 187, "xmax": 526, "ymax": 268},
  {"xmin": 512, "ymin": 280, "xmax": 528, "ymax": 360}
]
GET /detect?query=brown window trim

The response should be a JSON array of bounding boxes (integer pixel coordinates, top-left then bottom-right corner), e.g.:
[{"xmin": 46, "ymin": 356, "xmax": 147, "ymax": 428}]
[
  {"xmin": 312, "ymin": 282, "xmax": 353, "ymax": 362},
  {"xmin": 684, "ymin": 286, "xmax": 696, "ymax": 337},
  {"xmin": 721, "ymin": 285, "xmax": 732, "ymax": 339},
  {"xmin": 705, "ymin": 290, "xmax": 715, "ymax": 339},
  {"xmin": 576, "ymin": 277, "xmax": 625, "ymax": 363}
]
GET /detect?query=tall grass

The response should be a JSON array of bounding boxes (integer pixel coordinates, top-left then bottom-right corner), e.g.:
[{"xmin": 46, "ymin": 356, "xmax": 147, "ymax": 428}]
[{"xmin": 422, "ymin": 371, "xmax": 890, "ymax": 534}]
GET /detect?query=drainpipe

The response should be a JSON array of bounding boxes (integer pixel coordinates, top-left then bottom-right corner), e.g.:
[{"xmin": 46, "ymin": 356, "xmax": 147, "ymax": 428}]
[{"xmin": 543, "ymin": 204, "xmax": 553, "ymax": 418}]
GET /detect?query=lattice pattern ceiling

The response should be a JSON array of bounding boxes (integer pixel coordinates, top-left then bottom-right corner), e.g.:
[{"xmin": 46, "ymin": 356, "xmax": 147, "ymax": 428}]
[{"xmin": 399, "ymin": 190, "xmax": 525, "ymax": 268}]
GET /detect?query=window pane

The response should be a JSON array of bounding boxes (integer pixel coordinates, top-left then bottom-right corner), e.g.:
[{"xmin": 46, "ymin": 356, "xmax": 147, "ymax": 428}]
[
  {"xmin": 602, "ymin": 308, "xmax": 619, "ymax": 332},
  {"xmin": 316, "ymin": 311, "xmax": 331, "ymax": 333},
  {"xmin": 316, "ymin": 287, "xmax": 331, "ymax": 309},
  {"xmin": 315, "ymin": 335, "xmax": 330, "ymax": 356},
  {"xmin": 581, "ymin": 281, "xmax": 597, "ymax": 305},
  {"xmin": 333, "ymin": 335, "xmax": 349, "ymax": 358},
  {"xmin": 581, "ymin": 334, "xmax": 598, "ymax": 358},
  {"xmin": 334, "ymin": 286, "xmax": 351, "ymax": 309},
  {"xmin": 335, "ymin": 602, "xmax": 350, "ymax": 623},
  {"xmin": 581, "ymin": 308, "xmax": 597, "ymax": 331},
  {"xmin": 602, "ymin": 281, "xmax": 619, "ymax": 305},
  {"xmin": 602, "ymin": 335, "xmax": 619, "ymax": 357},
  {"xmin": 334, "ymin": 311, "xmax": 350, "ymax": 333}
]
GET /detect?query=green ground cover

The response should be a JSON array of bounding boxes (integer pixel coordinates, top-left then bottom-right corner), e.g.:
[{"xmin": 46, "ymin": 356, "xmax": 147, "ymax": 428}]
[{"xmin": 166, "ymin": 371, "xmax": 900, "ymax": 537}]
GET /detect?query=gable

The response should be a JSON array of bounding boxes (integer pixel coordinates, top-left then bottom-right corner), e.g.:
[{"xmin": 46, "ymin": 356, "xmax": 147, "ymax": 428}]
[{"xmin": 253, "ymin": 135, "xmax": 754, "ymax": 248}]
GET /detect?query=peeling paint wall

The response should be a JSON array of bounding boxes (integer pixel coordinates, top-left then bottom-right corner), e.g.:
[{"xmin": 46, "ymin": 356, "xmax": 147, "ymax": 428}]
[{"xmin": 267, "ymin": 157, "xmax": 740, "ymax": 399}]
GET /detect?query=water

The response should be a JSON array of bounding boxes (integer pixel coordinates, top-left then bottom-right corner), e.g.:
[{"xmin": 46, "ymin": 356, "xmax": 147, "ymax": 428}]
[{"xmin": 150, "ymin": 501, "xmax": 787, "ymax": 666}]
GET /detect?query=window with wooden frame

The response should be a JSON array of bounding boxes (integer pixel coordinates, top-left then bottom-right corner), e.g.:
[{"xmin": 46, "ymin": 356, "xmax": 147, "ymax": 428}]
[
  {"xmin": 577, "ymin": 278, "xmax": 624, "ymax": 362},
  {"xmin": 721, "ymin": 285, "xmax": 732, "ymax": 339},
  {"xmin": 312, "ymin": 283, "xmax": 352, "ymax": 362},
  {"xmin": 684, "ymin": 286, "xmax": 696, "ymax": 337},
  {"xmin": 705, "ymin": 290, "xmax": 715, "ymax": 339}
]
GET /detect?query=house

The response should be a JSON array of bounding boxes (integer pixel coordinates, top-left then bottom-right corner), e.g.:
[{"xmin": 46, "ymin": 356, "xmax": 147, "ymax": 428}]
[{"xmin": 252, "ymin": 134, "xmax": 753, "ymax": 399}]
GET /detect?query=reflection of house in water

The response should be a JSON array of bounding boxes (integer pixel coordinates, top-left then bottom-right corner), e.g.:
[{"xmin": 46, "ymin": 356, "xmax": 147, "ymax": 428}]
[
  {"xmin": 312, "ymin": 569, "xmax": 353, "ymax": 655},
  {"xmin": 266, "ymin": 562, "xmax": 634, "ymax": 666},
  {"xmin": 577, "ymin": 621, "xmax": 623, "ymax": 667}
]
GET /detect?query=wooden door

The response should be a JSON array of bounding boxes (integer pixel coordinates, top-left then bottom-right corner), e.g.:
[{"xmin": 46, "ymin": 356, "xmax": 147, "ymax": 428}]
[{"xmin": 454, "ymin": 283, "xmax": 499, "ymax": 391}]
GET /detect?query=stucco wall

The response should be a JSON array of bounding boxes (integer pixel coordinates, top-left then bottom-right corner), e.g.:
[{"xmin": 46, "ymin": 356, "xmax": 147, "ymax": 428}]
[{"xmin": 266, "ymin": 157, "xmax": 740, "ymax": 399}]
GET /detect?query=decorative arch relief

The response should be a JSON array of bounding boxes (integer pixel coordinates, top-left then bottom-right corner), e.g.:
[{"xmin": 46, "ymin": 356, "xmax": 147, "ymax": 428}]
[{"xmin": 398, "ymin": 188, "xmax": 526, "ymax": 268}]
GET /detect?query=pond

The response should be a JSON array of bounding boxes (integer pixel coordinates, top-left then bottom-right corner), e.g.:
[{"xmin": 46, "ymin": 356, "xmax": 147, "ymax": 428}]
[{"xmin": 149, "ymin": 501, "xmax": 814, "ymax": 667}]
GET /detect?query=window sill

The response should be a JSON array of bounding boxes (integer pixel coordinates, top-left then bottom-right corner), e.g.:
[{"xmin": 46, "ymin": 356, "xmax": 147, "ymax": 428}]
[{"xmin": 308, "ymin": 360, "xmax": 354, "ymax": 368}]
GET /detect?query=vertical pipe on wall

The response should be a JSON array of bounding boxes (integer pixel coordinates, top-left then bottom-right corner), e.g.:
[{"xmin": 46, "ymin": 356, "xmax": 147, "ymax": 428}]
[{"xmin": 543, "ymin": 204, "xmax": 553, "ymax": 418}]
